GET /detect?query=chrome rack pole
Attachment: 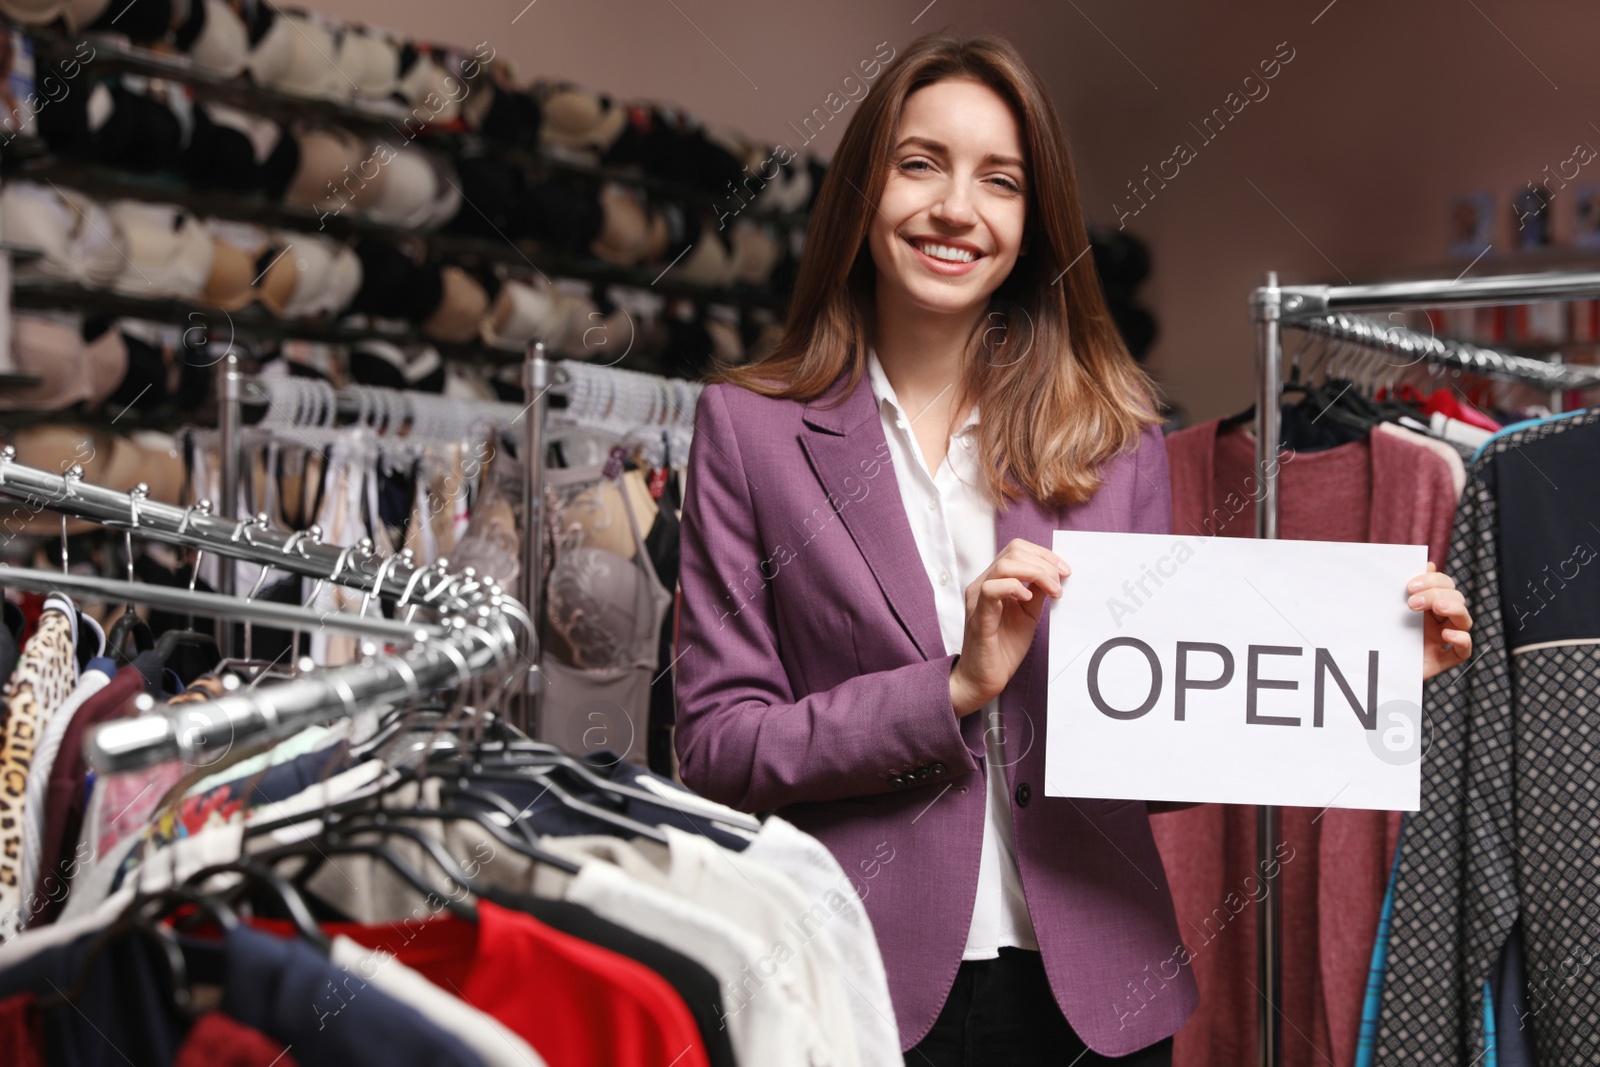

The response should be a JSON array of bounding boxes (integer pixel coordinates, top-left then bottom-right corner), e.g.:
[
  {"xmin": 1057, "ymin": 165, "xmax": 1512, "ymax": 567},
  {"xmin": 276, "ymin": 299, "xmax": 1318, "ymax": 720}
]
[
  {"xmin": 216, "ymin": 352, "xmax": 241, "ymax": 657},
  {"xmin": 1277, "ymin": 269, "xmax": 1600, "ymax": 314},
  {"xmin": 0, "ymin": 566, "xmax": 444, "ymax": 642},
  {"xmin": 1251, "ymin": 272, "xmax": 1283, "ymax": 1067},
  {"xmin": 1289, "ymin": 312, "xmax": 1600, "ymax": 390},
  {"xmin": 0, "ymin": 451, "xmax": 444, "ymax": 603},
  {"xmin": 89, "ymin": 609, "xmax": 517, "ymax": 773},
  {"xmin": 0, "ymin": 451, "xmax": 519, "ymax": 773},
  {"xmin": 521, "ymin": 342, "xmax": 550, "ymax": 734}
]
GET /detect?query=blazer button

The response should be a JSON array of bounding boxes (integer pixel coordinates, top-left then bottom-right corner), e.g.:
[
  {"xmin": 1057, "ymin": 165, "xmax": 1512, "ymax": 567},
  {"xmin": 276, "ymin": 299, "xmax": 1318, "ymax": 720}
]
[
  {"xmin": 1015, "ymin": 782, "xmax": 1031, "ymax": 807},
  {"xmin": 930, "ymin": 763, "xmax": 947, "ymax": 778},
  {"xmin": 915, "ymin": 767, "xmax": 931, "ymax": 781}
]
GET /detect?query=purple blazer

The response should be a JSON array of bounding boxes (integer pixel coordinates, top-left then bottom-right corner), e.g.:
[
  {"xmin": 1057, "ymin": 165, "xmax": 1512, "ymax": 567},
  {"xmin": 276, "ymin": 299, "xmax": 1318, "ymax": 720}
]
[{"xmin": 673, "ymin": 371, "xmax": 1199, "ymax": 1056}]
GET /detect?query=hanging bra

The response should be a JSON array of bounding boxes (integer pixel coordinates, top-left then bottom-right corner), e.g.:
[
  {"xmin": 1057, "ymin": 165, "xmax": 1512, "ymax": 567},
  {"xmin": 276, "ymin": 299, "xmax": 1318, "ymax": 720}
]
[
  {"xmin": 542, "ymin": 461, "xmax": 671, "ymax": 672},
  {"xmin": 203, "ymin": 222, "xmax": 301, "ymax": 314},
  {"xmin": 481, "ymin": 279, "xmax": 559, "ymax": 351},
  {"xmin": 278, "ymin": 232, "xmax": 363, "ymax": 319},
  {"xmin": 335, "ymin": 27, "xmax": 401, "ymax": 101},
  {"xmin": 1, "ymin": 182, "xmax": 126, "ymax": 288},
  {"xmin": 285, "ymin": 127, "xmax": 385, "ymax": 212},
  {"xmin": 0, "ymin": 315, "xmax": 128, "ymax": 412},
  {"xmin": 178, "ymin": 0, "xmax": 250, "ymax": 78},
  {"xmin": 540, "ymin": 461, "xmax": 672, "ymax": 766},
  {"xmin": 421, "ymin": 266, "xmax": 490, "ymax": 344},
  {"xmin": 105, "ymin": 200, "xmax": 214, "ymax": 300},
  {"xmin": 364, "ymin": 142, "xmax": 442, "ymax": 230}
]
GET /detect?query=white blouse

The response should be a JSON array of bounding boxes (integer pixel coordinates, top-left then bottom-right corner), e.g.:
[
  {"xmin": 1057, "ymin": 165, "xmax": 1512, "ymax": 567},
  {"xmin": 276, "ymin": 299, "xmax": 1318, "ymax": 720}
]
[{"xmin": 865, "ymin": 351, "xmax": 1038, "ymax": 960}]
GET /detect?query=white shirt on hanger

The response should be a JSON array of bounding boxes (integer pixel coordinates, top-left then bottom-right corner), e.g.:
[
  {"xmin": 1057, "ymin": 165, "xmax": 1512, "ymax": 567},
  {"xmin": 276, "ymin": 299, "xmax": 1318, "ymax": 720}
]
[
  {"xmin": 564, "ymin": 854, "xmax": 846, "ymax": 1067},
  {"xmin": 745, "ymin": 815, "xmax": 903, "ymax": 1067},
  {"xmin": 659, "ymin": 826, "xmax": 863, "ymax": 1067},
  {"xmin": 864, "ymin": 350, "xmax": 1037, "ymax": 960}
]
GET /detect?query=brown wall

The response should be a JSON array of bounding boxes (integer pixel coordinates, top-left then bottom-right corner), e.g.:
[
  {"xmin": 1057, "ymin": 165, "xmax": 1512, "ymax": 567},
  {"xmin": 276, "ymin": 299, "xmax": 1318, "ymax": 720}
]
[{"xmin": 315, "ymin": 0, "xmax": 1600, "ymax": 420}]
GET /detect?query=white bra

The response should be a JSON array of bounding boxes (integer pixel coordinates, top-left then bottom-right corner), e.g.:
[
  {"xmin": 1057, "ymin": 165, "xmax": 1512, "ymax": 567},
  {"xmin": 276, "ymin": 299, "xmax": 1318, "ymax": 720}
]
[{"xmin": 2, "ymin": 182, "xmax": 126, "ymax": 289}]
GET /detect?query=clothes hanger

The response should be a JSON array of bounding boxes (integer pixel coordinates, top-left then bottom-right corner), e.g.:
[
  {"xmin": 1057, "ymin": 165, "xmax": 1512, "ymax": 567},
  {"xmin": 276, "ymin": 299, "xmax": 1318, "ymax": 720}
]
[
  {"xmin": 1280, "ymin": 337, "xmax": 1381, "ymax": 437},
  {"xmin": 154, "ymin": 618, "xmax": 221, "ymax": 682},
  {"xmin": 1219, "ymin": 330, "xmax": 1324, "ymax": 431},
  {"xmin": 545, "ymin": 421, "xmax": 629, "ymax": 469},
  {"xmin": 396, "ymin": 643, "xmax": 646, "ymax": 843},
  {"xmin": 231, "ymin": 511, "xmax": 278, "ymax": 671},
  {"xmin": 1339, "ymin": 347, "xmax": 1399, "ymax": 428},
  {"xmin": 377, "ymin": 711, "xmax": 625, "ymax": 864},
  {"xmin": 180, "ymin": 858, "xmax": 334, "ymax": 954},
  {"xmin": 1367, "ymin": 353, "xmax": 1428, "ymax": 426},
  {"xmin": 330, "ymin": 782, "xmax": 585, "ymax": 876},
  {"xmin": 34, "ymin": 883, "xmax": 240, "ymax": 1017},
  {"xmin": 153, "ymin": 500, "xmax": 224, "ymax": 681},
  {"xmin": 243, "ymin": 678, "xmax": 583, "ymax": 887},
  {"xmin": 106, "ymin": 604, "xmax": 157, "ymax": 662},
  {"xmin": 431, "ymin": 751, "xmax": 672, "ymax": 844},
  {"xmin": 253, "ymin": 811, "xmax": 484, "ymax": 921},
  {"xmin": 463, "ymin": 732, "xmax": 761, "ymax": 832},
  {"xmin": 106, "ymin": 484, "xmax": 157, "ymax": 666}
]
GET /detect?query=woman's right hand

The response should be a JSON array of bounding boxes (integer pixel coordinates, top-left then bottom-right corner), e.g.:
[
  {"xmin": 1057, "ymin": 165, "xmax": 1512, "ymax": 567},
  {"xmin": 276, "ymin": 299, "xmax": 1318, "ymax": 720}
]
[{"xmin": 949, "ymin": 538, "xmax": 1071, "ymax": 716}]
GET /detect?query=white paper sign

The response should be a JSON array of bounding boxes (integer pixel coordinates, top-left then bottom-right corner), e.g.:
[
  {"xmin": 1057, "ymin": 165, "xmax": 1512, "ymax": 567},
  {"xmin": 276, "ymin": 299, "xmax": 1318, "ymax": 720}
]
[{"xmin": 1045, "ymin": 531, "xmax": 1426, "ymax": 811}]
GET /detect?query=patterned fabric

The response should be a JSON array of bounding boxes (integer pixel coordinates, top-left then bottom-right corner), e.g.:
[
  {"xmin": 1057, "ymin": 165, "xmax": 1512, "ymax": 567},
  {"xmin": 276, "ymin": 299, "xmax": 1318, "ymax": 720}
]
[
  {"xmin": 1501, "ymin": 644, "xmax": 1600, "ymax": 1060},
  {"xmin": 112, "ymin": 740, "xmax": 358, "ymax": 894},
  {"xmin": 1353, "ymin": 820, "xmax": 1405, "ymax": 1067},
  {"xmin": 91, "ymin": 674, "xmax": 228, "ymax": 859},
  {"xmin": 0, "ymin": 608, "xmax": 75, "ymax": 938},
  {"xmin": 1375, "ymin": 406, "xmax": 1600, "ymax": 1065},
  {"xmin": 18, "ymin": 663, "xmax": 112, "ymax": 932}
]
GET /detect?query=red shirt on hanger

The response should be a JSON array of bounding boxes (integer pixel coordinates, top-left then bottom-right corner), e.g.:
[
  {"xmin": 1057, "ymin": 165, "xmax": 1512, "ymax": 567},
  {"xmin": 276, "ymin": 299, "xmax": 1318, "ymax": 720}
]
[
  {"xmin": 1419, "ymin": 386, "xmax": 1501, "ymax": 431},
  {"xmin": 292, "ymin": 899, "xmax": 710, "ymax": 1067}
]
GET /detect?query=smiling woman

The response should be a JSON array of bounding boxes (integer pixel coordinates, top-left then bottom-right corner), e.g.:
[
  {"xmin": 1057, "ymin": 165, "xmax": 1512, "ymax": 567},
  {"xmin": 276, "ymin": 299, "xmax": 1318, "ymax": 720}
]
[
  {"xmin": 674, "ymin": 28, "xmax": 1476, "ymax": 1067},
  {"xmin": 717, "ymin": 36, "xmax": 1159, "ymax": 510},
  {"xmin": 676, "ymin": 33, "xmax": 1190, "ymax": 1067}
]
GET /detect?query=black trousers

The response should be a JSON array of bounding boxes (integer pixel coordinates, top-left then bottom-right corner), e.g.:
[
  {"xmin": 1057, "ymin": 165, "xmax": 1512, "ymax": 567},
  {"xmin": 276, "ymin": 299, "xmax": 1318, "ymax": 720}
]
[{"xmin": 905, "ymin": 948, "xmax": 1174, "ymax": 1067}]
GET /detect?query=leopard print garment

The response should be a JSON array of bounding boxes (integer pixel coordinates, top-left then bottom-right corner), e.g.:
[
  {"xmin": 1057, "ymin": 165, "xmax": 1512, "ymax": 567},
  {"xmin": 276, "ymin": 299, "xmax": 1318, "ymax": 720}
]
[{"xmin": 0, "ymin": 607, "xmax": 76, "ymax": 937}]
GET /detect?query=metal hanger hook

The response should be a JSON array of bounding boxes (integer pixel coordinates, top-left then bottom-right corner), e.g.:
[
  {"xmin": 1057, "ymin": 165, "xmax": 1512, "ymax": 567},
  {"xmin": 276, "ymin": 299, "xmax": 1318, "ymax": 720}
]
[
  {"xmin": 178, "ymin": 499, "xmax": 214, "ymax": 538},
  {"xmin": 361, "ymin": 553, "xmax": 404, "ymax": 618}
]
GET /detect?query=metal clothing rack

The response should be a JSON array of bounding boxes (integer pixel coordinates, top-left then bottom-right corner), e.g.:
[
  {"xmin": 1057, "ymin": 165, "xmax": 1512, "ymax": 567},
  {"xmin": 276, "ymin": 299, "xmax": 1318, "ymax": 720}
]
[
  {"xmin": 237, "ymin": 377, "xmax": 532, "ymax": 434},
  {"xmin": 521, "ymin": 342, "xmax": 551, "ymax": 734},
  {"xmin": 1247, "ymin": 268, "xmax": 1600, "ymax": 1067},
  {"xmin": 207, "ymin": 338, "xmax": 704, "ymax": 738},
  {"xmin": 0, "ymin": 447, "xmax": 523, "ymax": 774}
]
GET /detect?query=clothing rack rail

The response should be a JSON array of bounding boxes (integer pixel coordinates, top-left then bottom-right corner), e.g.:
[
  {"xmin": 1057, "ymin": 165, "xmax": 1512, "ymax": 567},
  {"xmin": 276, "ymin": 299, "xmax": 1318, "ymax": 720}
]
[
  {"xmin": 0, "ymin": 444, "xmax": 483, "ymax": 603},
  {"xmin": 1289, "ymin": 311, "xmax": 1600, "ymax": 391},
  {"xmin": 0, "ymin": 447, "xmax": 523, "ymax": 775},
  {"xmin": 238, "ymin": 376, "xmax": 533, "ymax": 435},
  {"xmin": 552, "ymin": 359, "xmax": 704, "ymax": 429},
  {"xmin": 1247, "ymin": 268, "xmax": 1600, "ymax": 1067}
]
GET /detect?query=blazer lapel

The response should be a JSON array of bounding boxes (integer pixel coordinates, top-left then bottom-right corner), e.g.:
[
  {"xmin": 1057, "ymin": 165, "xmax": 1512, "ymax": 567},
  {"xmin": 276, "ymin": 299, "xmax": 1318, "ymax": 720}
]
[{"xmin": 798, "ymin": 373, "xmax": 947, "ymax": 662}]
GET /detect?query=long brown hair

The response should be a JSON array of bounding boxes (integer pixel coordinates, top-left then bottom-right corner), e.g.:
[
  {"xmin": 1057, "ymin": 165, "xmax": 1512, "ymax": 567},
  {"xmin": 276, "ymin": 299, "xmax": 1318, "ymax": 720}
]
[{"xmin": 716, "ymin": 33, "xmax": 1161, "ymax": 508}]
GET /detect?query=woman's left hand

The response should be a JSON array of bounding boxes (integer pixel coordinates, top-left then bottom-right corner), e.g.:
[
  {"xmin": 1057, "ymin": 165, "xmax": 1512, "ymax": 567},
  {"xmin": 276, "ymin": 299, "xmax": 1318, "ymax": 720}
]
[{"xmin": 1409, "ymin": 562, "xmax": 1472, "ymax": 679}]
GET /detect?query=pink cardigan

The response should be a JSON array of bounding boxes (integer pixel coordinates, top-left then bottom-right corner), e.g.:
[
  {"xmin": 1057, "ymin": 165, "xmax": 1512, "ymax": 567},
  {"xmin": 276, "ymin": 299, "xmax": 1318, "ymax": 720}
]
[{"xmin": 1153, "ymin": 419, "xmax": 1456, "ymax": 1067}]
